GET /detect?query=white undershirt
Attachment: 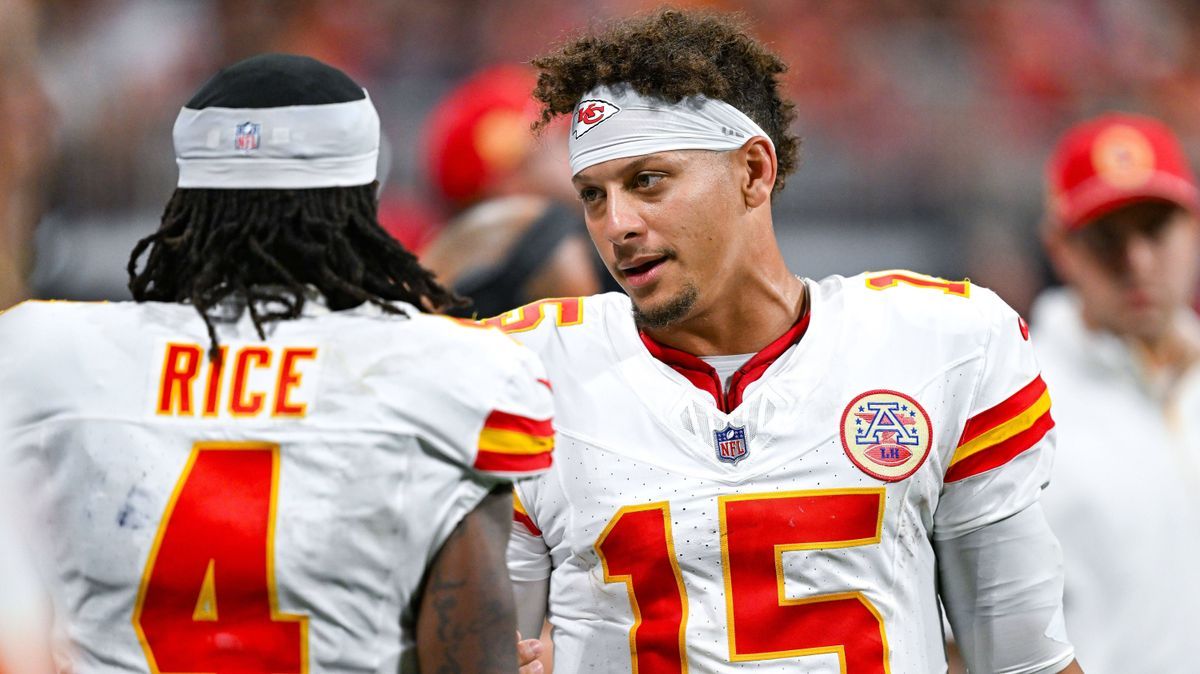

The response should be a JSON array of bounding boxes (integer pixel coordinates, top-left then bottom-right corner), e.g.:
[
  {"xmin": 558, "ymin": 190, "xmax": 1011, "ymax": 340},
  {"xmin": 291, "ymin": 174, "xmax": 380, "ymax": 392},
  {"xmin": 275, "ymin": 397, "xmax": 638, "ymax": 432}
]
[{"xmin": 699, "ymin": 353, "xmax": 754, "ymax": 388}]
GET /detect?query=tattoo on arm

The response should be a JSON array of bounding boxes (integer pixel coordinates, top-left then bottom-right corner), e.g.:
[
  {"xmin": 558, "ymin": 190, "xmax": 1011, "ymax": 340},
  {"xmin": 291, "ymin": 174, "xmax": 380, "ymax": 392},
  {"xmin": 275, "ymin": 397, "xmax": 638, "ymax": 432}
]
[{"xmin": 417, "ymin": 486, "xmax": 518, "ymax": 673}]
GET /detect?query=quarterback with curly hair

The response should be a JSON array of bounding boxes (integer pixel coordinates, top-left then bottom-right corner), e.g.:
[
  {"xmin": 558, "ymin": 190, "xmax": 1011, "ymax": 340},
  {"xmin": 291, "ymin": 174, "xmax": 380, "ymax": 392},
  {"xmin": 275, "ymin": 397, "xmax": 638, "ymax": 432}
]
[{"xmin": 507, "ymin": 8, "xmax": 1083, "ymax": 674}]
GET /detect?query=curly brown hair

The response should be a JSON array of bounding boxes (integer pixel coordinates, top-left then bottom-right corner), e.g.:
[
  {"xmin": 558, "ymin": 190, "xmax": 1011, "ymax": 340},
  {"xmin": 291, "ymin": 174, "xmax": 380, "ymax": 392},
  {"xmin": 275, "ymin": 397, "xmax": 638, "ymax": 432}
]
[{"xmin": 531, "ymin": 8, "xmax": 799, "ymax": 191}]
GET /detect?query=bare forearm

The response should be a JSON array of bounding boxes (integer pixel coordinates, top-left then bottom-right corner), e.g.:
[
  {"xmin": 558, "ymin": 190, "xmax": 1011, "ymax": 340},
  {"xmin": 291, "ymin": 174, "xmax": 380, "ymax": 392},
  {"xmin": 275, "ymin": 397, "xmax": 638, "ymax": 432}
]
[{"xmin": 418, "ymin": 486, "xmax": 518, "ymax": 673}]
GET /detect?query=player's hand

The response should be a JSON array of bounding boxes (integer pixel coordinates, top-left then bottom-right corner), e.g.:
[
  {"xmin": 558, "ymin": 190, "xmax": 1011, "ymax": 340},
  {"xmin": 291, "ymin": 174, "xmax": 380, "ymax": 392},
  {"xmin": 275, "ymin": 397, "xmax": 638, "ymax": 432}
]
[{"xmin": 517, "ymin": 631, "xmax": 544, "ymax": 674}]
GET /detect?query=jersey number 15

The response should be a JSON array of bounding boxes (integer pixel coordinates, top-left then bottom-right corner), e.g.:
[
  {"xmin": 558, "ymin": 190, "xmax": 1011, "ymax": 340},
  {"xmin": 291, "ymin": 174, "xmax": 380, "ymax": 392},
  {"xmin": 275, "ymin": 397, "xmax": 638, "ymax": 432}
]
[{"xmin": 595, "ymin": 489, "xmax": 889, "ymax": 672}]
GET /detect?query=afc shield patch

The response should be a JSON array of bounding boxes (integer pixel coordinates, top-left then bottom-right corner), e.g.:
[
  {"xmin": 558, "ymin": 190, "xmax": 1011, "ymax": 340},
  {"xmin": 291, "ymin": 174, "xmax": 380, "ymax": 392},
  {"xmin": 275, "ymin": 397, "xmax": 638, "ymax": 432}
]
[
  {"xmin": 840, "ymin": 389, "xmax": 932, "ymax": 482},
  {"xmin": 713, "ymin": 423, "xmax": 749, "ymax": 465}
]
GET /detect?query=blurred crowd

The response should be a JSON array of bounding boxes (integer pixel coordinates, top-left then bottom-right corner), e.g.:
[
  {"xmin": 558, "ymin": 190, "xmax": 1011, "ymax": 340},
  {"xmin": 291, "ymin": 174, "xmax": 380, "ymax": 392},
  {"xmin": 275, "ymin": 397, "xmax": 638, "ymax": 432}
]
[{"xmin": 4, "ymin": 0, "xmax": 1200, "ymax": 314}]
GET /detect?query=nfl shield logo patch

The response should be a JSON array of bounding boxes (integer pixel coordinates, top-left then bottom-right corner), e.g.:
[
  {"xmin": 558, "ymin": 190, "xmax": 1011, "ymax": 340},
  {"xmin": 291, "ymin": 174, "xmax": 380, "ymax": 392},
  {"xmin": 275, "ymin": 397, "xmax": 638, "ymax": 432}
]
[
  {"xmin": 714, "ymin": 423, "xmax": 749, "ymax": 465},
  {"xmin": 234, "ymin": 122, "xmax": 261, "ymax": 152}
]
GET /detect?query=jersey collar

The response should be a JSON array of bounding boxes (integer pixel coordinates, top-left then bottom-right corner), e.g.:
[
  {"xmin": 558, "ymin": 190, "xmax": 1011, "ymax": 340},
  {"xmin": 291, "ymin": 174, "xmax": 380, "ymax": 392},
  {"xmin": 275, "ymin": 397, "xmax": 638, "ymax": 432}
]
[{"xmin": 639, "ymin": 305, "xmax": 811, "ymax": 414}]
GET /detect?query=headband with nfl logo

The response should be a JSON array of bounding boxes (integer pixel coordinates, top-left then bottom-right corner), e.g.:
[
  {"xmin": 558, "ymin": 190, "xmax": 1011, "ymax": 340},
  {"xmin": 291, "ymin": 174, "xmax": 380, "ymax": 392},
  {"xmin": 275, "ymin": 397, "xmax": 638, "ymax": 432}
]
[
  {"xmin": 173, "ymin": 92, "xmax": 379, "ymax": 189},
  {"xmin": 567, "ymin": 83, "xmax": 774, "ymax": 176}
]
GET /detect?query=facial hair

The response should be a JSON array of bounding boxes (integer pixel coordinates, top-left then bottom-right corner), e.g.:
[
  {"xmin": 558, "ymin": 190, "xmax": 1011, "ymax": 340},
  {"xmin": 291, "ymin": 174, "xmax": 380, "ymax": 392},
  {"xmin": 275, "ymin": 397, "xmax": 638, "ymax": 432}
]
[{"xmin": 632, "ymin": 281, "xmax": 700, "ymax": 330}]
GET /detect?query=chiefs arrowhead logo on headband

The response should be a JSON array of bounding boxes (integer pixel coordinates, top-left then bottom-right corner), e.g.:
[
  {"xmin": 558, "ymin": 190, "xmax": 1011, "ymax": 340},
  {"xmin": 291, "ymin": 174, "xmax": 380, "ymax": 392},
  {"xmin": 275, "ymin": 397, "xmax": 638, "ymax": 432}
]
[{"xmin": 572, "ymin": 99, "xmax": 620, "ymax": 139}]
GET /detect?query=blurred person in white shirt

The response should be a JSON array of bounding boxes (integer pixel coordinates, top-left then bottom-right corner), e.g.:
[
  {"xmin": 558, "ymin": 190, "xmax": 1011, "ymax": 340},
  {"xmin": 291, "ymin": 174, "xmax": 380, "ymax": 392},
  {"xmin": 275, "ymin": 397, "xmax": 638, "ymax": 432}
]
[{"xmin": 1034, "ymin": 112, "xmax": 1200, "ymax": 674}]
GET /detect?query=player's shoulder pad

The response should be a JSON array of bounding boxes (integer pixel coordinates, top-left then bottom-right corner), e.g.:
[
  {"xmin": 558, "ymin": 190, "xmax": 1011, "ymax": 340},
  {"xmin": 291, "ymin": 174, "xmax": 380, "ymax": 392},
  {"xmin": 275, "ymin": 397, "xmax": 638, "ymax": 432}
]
[
  {"xmin": 397, "ymin": 310, "xmax": 542, "ymax": 376},
  {"xmin": 475, "ymin": 293, "xmax": 622, "ymax": 354},
  {"xmin": 397, "ymin": 314, "xmax": 554, "ymax": 480},
  {"xmin": 0, "ymin": 299, "xmax": 116, "ymax": 350},
  {"xmin": 846, "ymin": 269, "xmax": 1018, "ymax": 342}
]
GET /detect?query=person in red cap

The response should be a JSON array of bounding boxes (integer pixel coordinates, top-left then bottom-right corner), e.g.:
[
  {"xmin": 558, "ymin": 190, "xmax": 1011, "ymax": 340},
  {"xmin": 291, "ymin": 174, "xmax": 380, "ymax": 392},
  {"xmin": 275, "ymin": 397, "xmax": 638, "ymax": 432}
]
[
  {"xmin": 419, "ymin": 65, "xmax": 621, "ymax": 319},
  {"xmin": 1033, "ymin": 112, "xmax": 1200, "ymax": 673}
]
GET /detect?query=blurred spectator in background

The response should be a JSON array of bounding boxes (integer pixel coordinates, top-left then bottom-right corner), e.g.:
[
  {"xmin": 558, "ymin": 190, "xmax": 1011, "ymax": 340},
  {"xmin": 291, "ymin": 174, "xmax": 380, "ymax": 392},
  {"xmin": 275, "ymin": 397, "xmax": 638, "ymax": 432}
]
[
  {"xmin": 419, "ymin": 65, "xmax": 620, "ymax": 318},
  {"xmin": 1033, "ymin": 113, "xmax": 1200, "ymax": 673},
  {"xmin": 0, "ymin": 0, "xmax": 55, "ymax": 310}
]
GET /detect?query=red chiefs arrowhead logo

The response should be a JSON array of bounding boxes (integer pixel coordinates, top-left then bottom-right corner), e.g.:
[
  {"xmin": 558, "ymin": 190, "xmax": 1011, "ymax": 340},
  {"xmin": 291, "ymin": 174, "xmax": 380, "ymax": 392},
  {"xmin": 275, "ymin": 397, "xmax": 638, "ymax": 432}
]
[{"xmin": 572, "ymin": 99, "xmax": 620, "ymax": 139}]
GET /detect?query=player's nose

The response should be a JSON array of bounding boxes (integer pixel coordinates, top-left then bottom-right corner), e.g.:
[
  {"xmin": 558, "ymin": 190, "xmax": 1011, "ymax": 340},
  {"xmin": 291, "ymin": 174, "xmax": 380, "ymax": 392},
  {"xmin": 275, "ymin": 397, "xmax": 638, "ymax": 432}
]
[{"xmin": 600, "ymin": 189, "xmax": 647, "ymax": 245}]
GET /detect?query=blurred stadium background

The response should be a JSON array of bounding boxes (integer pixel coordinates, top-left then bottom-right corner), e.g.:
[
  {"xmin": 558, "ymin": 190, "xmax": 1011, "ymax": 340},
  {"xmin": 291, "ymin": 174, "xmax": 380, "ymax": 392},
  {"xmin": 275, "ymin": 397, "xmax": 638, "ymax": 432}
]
[{"xmin": 4, "ymin": 0, "xmax": 1200, "ymax": 317}]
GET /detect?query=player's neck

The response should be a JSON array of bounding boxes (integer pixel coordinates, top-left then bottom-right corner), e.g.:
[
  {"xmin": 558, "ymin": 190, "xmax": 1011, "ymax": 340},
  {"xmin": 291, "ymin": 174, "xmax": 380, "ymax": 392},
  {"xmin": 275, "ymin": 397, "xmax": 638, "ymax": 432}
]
[{"xmin": 642, "ymin": 262, "xmax": 806, "ymax": 357}]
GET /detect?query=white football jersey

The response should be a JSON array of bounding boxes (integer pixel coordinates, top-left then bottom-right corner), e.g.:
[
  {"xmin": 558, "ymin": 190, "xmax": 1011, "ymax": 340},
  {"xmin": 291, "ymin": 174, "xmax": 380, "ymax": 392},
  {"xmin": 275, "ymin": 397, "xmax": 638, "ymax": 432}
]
[
  {"xmin": 505, "ymin": 272, "xmax": 1069, "ymax": 673},
  {"xmin": 0, "ymin": 298, "xmax": 553, "ymax": 672}
]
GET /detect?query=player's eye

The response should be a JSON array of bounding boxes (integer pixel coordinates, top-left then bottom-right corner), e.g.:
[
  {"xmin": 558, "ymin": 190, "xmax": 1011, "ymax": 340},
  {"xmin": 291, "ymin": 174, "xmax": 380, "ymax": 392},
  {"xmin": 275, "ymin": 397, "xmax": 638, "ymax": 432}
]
[
  {"xmin": 635, "ymin": 172, "xmax": 664, "ymax": 190},
  {"xmin": 578, "ymin": 186, "xmax": 603, "ymax": 203}
]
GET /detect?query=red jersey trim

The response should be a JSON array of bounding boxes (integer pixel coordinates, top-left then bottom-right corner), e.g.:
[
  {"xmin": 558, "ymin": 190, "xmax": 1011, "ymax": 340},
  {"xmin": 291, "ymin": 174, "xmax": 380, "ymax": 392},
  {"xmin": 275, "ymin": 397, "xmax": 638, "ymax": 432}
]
[
  {"xmin": 639, "ymin": 309, "xmax": 811, "ymax": 414},
  {"xmin": 512, "ymin": 490, "xmax": 542, "ymax": 537},
  {"xmin": 482, "ymin": 409, "xmax": 554, "ymax": 438},
  {"xmin": 475, "ymin": 449, "xmax": 553, "ymax": 474},
  {"xmin": 944, "ymin": 410, "xmax": 1054, "ymax": 482},
  {"xmin": 957, "ymin": 375, "xmax": 1048, "ymax": 447}
]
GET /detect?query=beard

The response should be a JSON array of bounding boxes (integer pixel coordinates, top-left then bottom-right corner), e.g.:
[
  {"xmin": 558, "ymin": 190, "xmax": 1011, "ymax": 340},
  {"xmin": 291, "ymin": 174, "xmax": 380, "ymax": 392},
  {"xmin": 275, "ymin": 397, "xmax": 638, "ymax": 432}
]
[{"xmin": 632, "ymin": 281, "xmax": 700, "ymax": 330}]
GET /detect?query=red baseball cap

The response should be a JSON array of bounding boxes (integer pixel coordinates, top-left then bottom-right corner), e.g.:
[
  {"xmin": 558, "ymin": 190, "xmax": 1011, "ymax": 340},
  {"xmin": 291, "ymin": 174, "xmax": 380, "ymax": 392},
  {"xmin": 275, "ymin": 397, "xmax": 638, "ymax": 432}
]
[
  {"xmin": 423, "ymin": 65, "xmax": 539, "ymax": 206},
  {"xmin": 1046, "ymin": 112, "xmax": 1199, "ymax": 230}
]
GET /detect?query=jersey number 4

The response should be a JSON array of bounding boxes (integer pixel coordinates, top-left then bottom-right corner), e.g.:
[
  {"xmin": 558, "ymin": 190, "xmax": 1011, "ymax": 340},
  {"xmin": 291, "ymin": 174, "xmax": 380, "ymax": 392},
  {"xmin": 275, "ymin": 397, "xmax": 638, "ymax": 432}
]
[
  {"xmin": 132, "ymin": 442, "xmax": 308, "ymax": 673},
  {"xmin": 595, "ymin": 489, "xmax": 889, "ymax": 672}
]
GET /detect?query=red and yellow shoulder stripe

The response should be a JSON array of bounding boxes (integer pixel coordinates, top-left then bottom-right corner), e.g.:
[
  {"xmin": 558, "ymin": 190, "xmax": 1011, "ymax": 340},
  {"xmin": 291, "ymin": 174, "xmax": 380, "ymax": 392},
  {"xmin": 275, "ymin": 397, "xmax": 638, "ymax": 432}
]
[
  {"xmin": 513, "ymin": 489, "xmax": 542, "ymax": 536},
  {"xmin": 474, "ymin": 409, "xmax": 554, "ymax": 473},
  {"xmin": 945, "ymin": 375, "xmax": 1054, "ymax": 482}
]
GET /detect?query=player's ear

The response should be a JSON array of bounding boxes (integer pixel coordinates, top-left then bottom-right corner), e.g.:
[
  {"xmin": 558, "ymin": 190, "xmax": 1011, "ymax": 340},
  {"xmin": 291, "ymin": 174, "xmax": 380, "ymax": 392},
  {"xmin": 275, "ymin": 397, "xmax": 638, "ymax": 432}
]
[{"xmin": 739, "ymin": 136, "xmax": 776, "ymax": 210}]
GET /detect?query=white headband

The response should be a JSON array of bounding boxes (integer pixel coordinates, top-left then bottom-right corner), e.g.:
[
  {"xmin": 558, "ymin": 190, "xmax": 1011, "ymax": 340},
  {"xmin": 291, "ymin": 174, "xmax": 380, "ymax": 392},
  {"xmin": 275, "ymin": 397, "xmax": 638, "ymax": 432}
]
[
  {"xmin": 567, "ymin": 83, "xmax": 774, "ymax": 175},
  {"xmin": 173, "ymin": 92, "xmax": 379, "ymax": 189}
]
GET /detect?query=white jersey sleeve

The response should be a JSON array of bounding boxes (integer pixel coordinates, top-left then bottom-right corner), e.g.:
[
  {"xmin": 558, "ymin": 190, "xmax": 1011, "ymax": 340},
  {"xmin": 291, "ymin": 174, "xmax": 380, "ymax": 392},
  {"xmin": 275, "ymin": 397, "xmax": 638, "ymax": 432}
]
[
  {"xmin": 934, "ymin": 287, "xmax": 1056, "ymax": 539},
  {"xmin": 928, "ymin": 288, "xmax": 1072, "ymax": 671},
  {"xmin": 425, "ymin": 327, "xmax": 555, "ymax": 481},
  {"xmin": 475, "ymin": 299, "xmax": 578, "ymax": 584},
  {"xmin": 937, "ymin": 503, "xmax": 1074, "ymax": 674},
  {"xmin": 508, "ymin": 483, "xmax": 552, "ymax": 582}
]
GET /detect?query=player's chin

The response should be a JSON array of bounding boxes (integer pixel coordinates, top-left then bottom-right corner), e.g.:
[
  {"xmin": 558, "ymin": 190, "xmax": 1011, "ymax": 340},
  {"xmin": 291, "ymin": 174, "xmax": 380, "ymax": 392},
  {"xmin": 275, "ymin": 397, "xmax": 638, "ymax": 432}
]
[{"xmin": 630, "ymin": 282, "xmax": 700, "ymax": 330}]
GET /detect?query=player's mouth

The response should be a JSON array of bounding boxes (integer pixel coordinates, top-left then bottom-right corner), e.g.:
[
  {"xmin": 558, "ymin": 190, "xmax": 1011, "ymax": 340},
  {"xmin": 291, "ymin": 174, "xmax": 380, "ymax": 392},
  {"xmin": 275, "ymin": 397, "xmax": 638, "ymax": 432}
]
[{"xmin": 618, "ymin": 254, "xmax": 670, "ymax": 289}]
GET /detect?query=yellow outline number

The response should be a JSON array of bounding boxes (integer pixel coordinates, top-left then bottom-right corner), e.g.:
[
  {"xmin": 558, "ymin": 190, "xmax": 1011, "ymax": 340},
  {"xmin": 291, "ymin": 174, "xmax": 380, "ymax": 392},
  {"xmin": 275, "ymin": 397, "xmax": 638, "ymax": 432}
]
[
  {"xmin": 595, "ymin": 502, "xmax": 689, "ymax": 674},
  {"xmin": 596, "ymin": 490, "xmax": 890, "ymax": 672},
  {"xmin": 132, "ymin": 442, "xmax": 309, "ymax": 673}
]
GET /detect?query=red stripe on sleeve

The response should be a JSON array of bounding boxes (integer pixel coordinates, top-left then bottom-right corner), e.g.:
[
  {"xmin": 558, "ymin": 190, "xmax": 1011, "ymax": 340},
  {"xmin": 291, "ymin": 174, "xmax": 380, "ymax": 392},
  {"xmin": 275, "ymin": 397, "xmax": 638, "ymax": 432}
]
[
  {"xmin": 483, "ymin": 409, "xmax": 553, "ymax": 437},
  {"xmin": 474, "ymin": 449, "xmax": 553, "ymax": 474},
  {"xmin": 957, "ymin": 375, "xmax": 1048, "ymax": 447},
  {"xmin": 513, "ymin": 509, "xmax": 542, "ymax": 536},
  {"xmin": 945, "ymin": 410, "xmax": 1055, "ymax": 483},
  {"xmin": 537, "ymin": 378, "xmax": 553, "ymax": 391}
]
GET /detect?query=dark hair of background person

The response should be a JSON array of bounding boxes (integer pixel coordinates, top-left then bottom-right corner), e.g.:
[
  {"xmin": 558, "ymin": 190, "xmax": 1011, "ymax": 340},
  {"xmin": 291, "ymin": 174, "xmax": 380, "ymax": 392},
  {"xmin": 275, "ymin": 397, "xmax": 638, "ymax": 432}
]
[{"xmin": 530, "ymin": 8, "xmax": 800, "ymax": 191}]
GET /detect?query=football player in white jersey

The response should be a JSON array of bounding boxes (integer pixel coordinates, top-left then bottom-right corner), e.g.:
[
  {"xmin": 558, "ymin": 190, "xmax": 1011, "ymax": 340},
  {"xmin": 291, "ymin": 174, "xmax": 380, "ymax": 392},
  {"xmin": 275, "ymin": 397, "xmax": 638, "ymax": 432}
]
[
  {"xmin": 1034, "ymin": 113, "xmax": 1200, "ymax": 673},
  {"xmin": 0, "ymin": 54, "xmax": 554, "ymax": 673},
  {"xmin": 504, "ymin": 10, "xmax": 1083, "ymax": 674}
]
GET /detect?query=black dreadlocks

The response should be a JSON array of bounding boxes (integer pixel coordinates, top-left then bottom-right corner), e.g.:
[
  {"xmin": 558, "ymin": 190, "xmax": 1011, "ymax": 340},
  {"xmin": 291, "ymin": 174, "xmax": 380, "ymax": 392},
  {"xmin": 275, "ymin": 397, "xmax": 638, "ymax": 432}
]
[{"xmin": 128, "ymin": 183, "xmax": 466, "ymax": 357}]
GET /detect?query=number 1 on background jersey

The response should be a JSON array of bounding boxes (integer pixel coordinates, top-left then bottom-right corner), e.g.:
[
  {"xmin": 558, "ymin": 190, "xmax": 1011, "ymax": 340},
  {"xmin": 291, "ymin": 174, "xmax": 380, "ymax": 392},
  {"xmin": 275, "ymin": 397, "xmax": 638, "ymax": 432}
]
[
  {"xmin": 133, "ymin": 442, "xmax": 308, "ymax": 673},
  {"xmin": 596, "ymin": 489, "xmax": 888, "ymax": 672}
]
